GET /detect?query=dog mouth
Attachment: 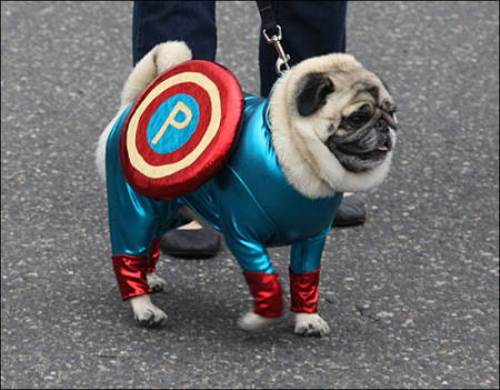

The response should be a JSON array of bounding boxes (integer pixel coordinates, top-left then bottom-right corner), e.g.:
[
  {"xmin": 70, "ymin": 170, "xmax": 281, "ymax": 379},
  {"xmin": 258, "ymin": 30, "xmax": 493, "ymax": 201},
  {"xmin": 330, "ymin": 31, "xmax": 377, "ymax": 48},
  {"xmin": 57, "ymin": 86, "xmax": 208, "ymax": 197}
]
[
  {"xmin": 335, "ymin": 134, "xmax": 392, "ymax": 160},
  {"xmin": 360, "ymin": 136, "xmax": 392, "ymax": 158},
  {"xmin": 327, "ymin": 131, "xmax": 393, "ymax": 172}
]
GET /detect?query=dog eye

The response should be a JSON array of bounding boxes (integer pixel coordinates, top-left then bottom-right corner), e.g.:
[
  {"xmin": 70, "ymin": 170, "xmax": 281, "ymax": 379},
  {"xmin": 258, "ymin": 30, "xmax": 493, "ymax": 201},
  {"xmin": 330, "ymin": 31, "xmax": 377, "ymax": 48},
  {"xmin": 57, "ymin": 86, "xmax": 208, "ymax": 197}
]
[{"xmin": 347, "ymin": 111, "xmax": 370, "ymax": 127}]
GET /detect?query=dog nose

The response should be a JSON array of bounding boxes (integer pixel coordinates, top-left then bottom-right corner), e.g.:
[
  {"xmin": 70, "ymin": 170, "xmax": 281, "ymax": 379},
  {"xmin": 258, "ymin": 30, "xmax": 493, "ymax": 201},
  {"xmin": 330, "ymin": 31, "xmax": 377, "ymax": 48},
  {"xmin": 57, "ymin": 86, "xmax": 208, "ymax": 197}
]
[
  {"xmin": 375, "ymin": 119, "xmax": 389, "ymax": 133},
  {"xmin": 381, "ymin": 99, "xmax": 396, "ymax": 113}
]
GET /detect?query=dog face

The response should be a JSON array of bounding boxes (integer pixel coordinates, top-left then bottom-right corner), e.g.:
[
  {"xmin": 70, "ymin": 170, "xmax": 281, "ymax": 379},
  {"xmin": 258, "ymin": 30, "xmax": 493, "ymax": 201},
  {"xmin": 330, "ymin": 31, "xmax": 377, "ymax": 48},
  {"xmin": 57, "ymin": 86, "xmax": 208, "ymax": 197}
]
[
  {"xmin": 296, "ymin": 69, "xmax": 398, "ymax": 173},
  {"xmin": 270, "ymin": 54, "xmax": 398, "ymax": 196}
]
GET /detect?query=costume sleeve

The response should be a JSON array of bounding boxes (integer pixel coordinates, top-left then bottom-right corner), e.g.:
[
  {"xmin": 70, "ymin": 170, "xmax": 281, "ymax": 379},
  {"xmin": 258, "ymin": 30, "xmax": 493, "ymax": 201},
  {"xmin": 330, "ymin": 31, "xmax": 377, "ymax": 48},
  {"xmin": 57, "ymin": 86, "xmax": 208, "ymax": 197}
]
[
  {"xmin": 220, "ymin": 210, "xmax": 282, "ymax": 317},
  {"xmin": 213, "ymin": 166, "xmax": 278, "ymax": 274},
  {"xmin": 223, "ymin": 229, "xmax": 275, "ymax": 273},
  {"xmin": 290, "ymin": 227, "xmax": 331, "ymax": 273},
  {"xmin": 216, "ymin": 197, "xmax": 275, "ymax": 273}
]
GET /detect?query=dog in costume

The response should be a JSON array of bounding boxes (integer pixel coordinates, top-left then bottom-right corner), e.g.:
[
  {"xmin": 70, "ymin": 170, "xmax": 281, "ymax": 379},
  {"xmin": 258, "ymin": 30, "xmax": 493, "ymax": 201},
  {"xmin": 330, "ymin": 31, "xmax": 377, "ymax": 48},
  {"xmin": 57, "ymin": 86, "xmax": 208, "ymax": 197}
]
[{"xmin": 96, "ymin": 41, "xmax": 397, "ymax": 336}]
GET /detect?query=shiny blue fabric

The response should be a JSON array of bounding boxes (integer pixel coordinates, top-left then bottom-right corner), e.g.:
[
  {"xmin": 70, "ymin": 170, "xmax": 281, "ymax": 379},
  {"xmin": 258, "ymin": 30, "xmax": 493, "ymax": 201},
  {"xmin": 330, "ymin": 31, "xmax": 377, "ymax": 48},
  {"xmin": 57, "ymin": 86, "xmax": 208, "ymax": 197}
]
[{"xmin": 106, "ymin": 94, "xmax": 343, "ymax": 273}]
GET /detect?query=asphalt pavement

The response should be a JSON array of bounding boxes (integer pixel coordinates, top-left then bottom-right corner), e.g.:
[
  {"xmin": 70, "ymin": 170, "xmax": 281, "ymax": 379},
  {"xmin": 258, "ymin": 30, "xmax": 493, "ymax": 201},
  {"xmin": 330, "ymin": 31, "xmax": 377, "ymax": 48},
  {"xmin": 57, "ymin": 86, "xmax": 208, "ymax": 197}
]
[{"xmin": 1, "ymin": 1, "xmax": 499, "ymax": 388}]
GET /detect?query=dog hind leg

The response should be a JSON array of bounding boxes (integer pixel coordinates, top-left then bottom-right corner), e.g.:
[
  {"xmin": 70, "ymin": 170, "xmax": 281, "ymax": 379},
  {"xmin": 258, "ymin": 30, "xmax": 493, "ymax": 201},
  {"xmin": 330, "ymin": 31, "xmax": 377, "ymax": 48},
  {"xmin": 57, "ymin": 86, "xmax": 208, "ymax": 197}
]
[{"xmin": 145, "ymin": 237, "xmax": 167, "ymax": 293}]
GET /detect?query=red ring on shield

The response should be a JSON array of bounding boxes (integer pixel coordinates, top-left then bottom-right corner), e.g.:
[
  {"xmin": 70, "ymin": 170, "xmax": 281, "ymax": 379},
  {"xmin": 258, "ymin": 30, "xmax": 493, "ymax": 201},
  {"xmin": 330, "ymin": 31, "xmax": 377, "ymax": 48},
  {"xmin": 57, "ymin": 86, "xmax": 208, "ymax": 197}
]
[{"xmin": 120, "ymin": 60, "xmax": 244, "ymax": 199}]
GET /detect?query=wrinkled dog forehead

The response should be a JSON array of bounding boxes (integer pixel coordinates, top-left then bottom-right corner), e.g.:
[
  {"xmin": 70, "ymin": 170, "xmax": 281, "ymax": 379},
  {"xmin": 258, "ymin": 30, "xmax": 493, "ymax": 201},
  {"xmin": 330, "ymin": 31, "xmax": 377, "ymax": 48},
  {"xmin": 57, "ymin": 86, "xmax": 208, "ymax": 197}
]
[
  {"xmin": 289, "ymin": 54, "xmax": 394, "ymax": 117},
  {"xmin": 332, "ymin": 68, "xmax": 393, "ymax": 106},
  {"xmin": 286, "ymin": 53, "xmax": 363, "ymax": 93}
]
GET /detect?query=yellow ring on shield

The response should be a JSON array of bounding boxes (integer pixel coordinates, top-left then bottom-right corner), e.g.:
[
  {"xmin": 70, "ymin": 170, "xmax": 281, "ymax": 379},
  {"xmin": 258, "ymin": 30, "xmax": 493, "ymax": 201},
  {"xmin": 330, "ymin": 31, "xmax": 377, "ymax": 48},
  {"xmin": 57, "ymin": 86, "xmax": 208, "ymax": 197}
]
[{"xmin": 126, "ymin": 72, "xmax": 222, "ymax": 179}]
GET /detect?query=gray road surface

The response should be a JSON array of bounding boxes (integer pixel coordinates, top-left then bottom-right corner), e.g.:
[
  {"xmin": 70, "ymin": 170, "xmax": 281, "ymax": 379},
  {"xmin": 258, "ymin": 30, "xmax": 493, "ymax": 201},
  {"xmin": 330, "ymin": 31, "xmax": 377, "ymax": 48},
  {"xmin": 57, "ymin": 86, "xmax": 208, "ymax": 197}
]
[{"xmin": 1, "ymin": 1, "xmax": 499, "ymax": 388}]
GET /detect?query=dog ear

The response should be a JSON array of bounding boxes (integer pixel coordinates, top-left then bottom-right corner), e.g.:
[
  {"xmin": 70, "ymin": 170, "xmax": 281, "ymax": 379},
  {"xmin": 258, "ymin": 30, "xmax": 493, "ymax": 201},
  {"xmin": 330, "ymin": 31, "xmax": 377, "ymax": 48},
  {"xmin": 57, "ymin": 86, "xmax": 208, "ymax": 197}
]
[{"xmin": 296, "ymin": 73, "xmax": 335, "ymax": 116}]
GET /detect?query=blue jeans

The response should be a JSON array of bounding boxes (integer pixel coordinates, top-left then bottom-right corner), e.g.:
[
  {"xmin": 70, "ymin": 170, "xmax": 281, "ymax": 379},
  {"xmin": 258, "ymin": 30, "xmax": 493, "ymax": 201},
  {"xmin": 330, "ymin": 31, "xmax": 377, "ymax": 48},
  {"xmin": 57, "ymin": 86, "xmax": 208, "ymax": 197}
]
[{"xmin": 133, "ymin": 0, "xmax": 347, "ymax": 97}]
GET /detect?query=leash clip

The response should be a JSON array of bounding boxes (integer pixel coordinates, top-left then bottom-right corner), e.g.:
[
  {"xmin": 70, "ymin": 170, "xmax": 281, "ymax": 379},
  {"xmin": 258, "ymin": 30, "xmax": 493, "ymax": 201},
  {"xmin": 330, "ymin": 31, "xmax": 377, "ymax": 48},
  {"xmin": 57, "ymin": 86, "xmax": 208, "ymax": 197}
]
[{"xmin": 262, "ymin": 25, "xmax": 291, "ymax": 75}]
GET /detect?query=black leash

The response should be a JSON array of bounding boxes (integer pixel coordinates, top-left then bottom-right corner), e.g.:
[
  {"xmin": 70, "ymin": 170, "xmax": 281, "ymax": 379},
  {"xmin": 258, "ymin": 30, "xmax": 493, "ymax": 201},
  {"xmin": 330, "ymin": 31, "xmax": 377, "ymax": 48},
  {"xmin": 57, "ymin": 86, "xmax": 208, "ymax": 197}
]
[{"xmin": 256, "ymin": 1, "xmax": 291, "ymax": 75}]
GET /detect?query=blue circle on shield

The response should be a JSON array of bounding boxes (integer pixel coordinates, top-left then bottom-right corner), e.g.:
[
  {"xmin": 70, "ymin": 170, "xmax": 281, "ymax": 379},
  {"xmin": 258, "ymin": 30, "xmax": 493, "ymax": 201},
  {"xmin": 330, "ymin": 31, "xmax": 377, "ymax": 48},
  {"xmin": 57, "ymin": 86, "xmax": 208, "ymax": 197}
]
[{"xmin": 146, "ymin": 94, "xmax": 200, "ymax": 154}]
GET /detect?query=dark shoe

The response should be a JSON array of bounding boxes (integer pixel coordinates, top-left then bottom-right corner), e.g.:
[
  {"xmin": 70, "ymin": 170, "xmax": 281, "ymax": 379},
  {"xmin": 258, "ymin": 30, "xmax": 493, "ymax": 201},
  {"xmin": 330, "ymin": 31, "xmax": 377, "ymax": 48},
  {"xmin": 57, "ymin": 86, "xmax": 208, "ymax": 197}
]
[
  {"xmin": 332, "ymin": 194, "xmax": 366, "ymax": 228},
  {"xmin": 159, "ymin": 228, "xmax": 221, "ymax": 259}
]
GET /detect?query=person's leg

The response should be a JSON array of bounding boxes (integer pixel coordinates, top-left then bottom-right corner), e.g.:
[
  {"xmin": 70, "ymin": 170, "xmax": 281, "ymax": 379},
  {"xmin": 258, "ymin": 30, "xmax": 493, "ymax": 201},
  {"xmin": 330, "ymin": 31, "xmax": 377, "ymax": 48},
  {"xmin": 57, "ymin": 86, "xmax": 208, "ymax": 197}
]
[
  {"xmin": 133, "ymin": 0, "xmax": 217, "ymax": 64},
  {"xmin": 133, "ymin": 1, "xmax": 221, "ymax": 257},
  {"xmin": 258, "ymin": 0, "xmax": 346, "ymax": 97},
  {"xmin": 258, "ymin": 1, "xmax": 365, "ymax": 228}
]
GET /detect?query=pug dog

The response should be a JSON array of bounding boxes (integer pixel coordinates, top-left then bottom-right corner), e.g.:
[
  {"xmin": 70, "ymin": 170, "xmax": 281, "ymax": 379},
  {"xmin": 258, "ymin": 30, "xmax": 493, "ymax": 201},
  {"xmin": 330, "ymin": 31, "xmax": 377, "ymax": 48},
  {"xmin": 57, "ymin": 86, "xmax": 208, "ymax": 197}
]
[{"xmin": 96, "ymin": 41, "xmax": 397, "ymax": 336}]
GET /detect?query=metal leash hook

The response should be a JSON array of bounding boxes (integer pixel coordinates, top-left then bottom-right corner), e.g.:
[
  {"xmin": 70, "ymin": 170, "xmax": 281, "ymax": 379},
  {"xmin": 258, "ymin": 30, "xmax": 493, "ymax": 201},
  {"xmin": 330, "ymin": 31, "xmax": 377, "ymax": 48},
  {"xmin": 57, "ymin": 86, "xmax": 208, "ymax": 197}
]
[{"xmin": 262, "ymin": 25, "xmax": 291, "ymax": 75}]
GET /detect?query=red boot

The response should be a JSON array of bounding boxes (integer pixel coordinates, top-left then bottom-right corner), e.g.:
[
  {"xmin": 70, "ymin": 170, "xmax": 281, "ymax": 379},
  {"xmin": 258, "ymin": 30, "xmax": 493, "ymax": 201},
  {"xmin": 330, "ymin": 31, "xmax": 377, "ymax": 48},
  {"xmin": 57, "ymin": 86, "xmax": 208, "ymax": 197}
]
[
  {"xmin": 112, "ymin": 238, "xmax": 162, "ymax": 300},
  {"xmin": 289, "ymin": 269, "xmax": 321, "ymax": 313},
  {"xmin": 243, "ymin": 271, "xmax": 283, "ymax": 318},
  {"xmin": 112, "ymin": 254, "xmax": 152, "ymax": 300}
]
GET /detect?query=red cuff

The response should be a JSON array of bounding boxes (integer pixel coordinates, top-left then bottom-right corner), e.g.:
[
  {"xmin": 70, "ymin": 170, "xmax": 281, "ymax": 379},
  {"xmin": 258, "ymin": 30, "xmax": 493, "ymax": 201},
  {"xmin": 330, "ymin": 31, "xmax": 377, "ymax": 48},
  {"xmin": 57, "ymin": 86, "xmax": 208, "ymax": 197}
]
[
  {"xmin": 289, "ymin": 269, "xmax": 321, "ymax": 313},
  {"xmin": 112, "ymin": 255, "xmax": 152, "ymax": 300},
  {"xmin": 243, "ymin": 271, "xmax": 283, "ymax": 318},
  {"xmin": 146, "ymin": 237, "xmax": 162, "ymax": 274}
]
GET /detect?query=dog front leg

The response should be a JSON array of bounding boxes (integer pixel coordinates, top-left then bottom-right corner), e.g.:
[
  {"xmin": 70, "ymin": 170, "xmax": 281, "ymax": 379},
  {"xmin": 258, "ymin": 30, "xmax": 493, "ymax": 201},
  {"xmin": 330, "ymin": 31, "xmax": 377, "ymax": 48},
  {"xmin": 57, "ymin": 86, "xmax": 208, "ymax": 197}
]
[
  {"xmin": 238, "ymin": 271, "xmax": 283, "ymax": 331},
  {"xmin": 225, "ymin": 237, "xmax": 283, "ymax": 331},
  {"xmin": 289, "ymin": 233, "xmax": 331, "ymax": 337},
  {"xmin": 290, "ymin": 270, "xmax": 330, "ymax": 336}
]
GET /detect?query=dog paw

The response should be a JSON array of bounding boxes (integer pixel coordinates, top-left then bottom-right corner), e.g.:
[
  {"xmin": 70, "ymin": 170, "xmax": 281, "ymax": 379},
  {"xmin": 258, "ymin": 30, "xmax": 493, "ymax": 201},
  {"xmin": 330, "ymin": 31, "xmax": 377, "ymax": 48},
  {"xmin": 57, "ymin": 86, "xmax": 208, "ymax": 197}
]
[
  {"xmin": 130, "ymin": 295, "xmax": 167, "ymax": 328},
  {"xmin": 238, "ymin": 312, "xmax": 278, "ymax": 332},
  {"xmin": 147, "ymin": 273, "xmax": 167, "ymax": 293},
  {"xmin": 294, "ymin": 313, "xmax": 330, "ymax": 337}
]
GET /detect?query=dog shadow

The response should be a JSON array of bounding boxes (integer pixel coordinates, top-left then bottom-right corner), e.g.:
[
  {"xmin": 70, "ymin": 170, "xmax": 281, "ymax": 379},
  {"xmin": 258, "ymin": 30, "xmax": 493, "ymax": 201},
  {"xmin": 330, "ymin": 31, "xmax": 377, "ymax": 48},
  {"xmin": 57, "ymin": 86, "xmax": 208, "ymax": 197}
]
[{"xmin": 96, "ymin": 279, "xmax": 385, "ymax": 354}]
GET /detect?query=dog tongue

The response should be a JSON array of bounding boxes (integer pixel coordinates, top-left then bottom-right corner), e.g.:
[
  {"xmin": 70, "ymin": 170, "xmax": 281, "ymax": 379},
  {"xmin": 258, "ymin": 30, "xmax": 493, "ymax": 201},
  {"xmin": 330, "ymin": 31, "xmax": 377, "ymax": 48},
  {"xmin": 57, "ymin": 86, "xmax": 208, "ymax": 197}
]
[{"xmin": 376, "ymin": 145, "xmax": 389, "ymax": 151}]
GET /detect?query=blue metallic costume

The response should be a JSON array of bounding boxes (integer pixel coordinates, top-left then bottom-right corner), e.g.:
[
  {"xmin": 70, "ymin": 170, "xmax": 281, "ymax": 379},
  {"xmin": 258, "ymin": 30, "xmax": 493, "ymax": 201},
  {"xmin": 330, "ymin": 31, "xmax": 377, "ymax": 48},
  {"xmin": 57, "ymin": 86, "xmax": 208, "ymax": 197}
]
[{"xmin": 106, "ymin": 94, "xmax": 343, "ymax": 315}]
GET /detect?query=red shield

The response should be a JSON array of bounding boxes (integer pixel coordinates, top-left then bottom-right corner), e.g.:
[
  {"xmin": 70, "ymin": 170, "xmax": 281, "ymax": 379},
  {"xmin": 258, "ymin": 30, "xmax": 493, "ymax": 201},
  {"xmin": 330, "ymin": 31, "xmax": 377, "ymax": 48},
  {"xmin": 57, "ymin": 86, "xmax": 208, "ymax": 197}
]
[{"xmin": 120, "ymin": 60, "xmax": 244, "ymax": 199}]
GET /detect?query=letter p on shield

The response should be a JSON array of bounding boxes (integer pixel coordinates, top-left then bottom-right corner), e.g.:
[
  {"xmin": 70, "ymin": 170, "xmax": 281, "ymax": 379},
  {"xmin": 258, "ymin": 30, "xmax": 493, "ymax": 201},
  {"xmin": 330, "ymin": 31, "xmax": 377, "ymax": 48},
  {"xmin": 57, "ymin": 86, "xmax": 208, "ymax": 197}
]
[{"xmin": 152, "ymin": 101, "xmax": 193, "ymax": 145}]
